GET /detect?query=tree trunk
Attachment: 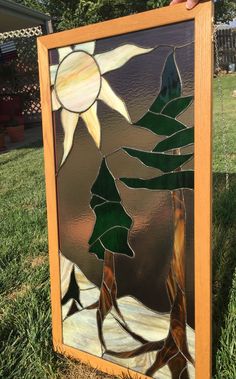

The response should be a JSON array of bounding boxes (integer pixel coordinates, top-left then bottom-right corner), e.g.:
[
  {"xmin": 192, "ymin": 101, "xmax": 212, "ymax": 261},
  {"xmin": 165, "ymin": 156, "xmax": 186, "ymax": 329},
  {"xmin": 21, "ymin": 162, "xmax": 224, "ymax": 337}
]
[
  {"xmin": 96, "ymin": 250, "xmax": 129, "ymax": 351},
  {"xmin": 146, "ymin": 149, "xmax": 194, "ymax": 377}
]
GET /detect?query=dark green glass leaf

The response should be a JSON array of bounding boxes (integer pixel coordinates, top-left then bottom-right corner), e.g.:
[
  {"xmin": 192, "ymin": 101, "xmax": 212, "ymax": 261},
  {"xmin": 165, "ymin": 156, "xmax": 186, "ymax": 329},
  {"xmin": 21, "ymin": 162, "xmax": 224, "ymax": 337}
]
[
  {"xmin": 90, "ymin": 195, "xmax": 106, "ymax": 209},
  {"xmin": 89, "ymin": 239, "xmax": 105, "ymax": 260},
  {"xmin": 162, "ymin": 96, "xmax": 193, "ymax": 118},
  {"xmin": 153, "ymin": 128, "xmax": 194, "ymax": 152},
  {"xmin": 101, "ymin": 227, "xmax": 133, "ymax": 257},
  {"xmin": 91, "ymin": 158, "xmax": 120, "ymax": 202},
  {"xmin": 89, "ymin": 202, "xmax": 132, "ymax": 245},
  {"xmin": 89, "ymin": 158, "xmax": 133, "ymax": 260},
  {"xmin": 149, "ymin": 53, "xmax": 181, "ymax": 114},
  {"xmin": 120, "ymin": 171, "xmax": 194, "ymax": 190},
  {"xmin": 124, "ymin": 147, "xmax": 193, "ymax": 172},
  {"xmin": 136, "ymin": 113, "xmax": 186, "ymax": 136}
]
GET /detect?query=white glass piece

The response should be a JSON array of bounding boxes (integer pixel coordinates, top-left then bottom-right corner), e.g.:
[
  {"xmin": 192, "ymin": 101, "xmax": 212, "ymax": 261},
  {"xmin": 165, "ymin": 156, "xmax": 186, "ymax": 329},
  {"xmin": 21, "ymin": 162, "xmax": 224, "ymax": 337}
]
[
  {"xmin": 51, "ymin": 88, "xmax": 61, "ymax": 111},
  {"xmin": 50, "ymin": 65, "xmax": 57, "ymax": 85},
  {"xmin": 99, "ymin": 77, "xmax": 131, "ymax": 122},
  {"xmin": 60, "ymin": 108, "xmax": 79, "ymax": 167},
  {"xmin": 58, "ymin": 46, "xmax": 72, "ymax": 61},
  {"xmin": 74, "ymin": 41, "xmax": 95, "ymax": 55},
  {"xmin": 81, "ymin": 102, "xmax": 101, "ymax": 148},
  {"xmin": 60, "ymin": 253, "xmax": 73, "ymax": 298},
  {"xmin": 63, "ymin": 309, "xmax": 102, "ymax": 356},
  {"xmin": 55, "ymin": 51, "xmax": 101, "ymax": 113},
  {"xmin": 95, "ymin": 44, "xmax": 153, "ymax": 74},
  {"xmin": 188, "ymin": 362, "xmax": 195, "ymax": 379}
]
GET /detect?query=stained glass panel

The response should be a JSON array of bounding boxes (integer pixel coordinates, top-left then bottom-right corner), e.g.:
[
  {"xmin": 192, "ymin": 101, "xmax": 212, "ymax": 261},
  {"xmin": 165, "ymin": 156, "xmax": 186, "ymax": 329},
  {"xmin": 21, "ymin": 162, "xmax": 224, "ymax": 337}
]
[{"xmin": 49, "ymin": 19, "xmax": 195, "ymax": 379}]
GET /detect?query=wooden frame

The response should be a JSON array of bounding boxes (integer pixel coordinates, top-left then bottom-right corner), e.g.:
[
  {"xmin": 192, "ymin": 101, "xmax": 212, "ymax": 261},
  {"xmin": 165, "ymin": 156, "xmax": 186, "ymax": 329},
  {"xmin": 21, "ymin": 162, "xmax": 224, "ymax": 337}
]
[{"xmin": 37, "ymin": 2, "xmax": 213, "ymax": 378}]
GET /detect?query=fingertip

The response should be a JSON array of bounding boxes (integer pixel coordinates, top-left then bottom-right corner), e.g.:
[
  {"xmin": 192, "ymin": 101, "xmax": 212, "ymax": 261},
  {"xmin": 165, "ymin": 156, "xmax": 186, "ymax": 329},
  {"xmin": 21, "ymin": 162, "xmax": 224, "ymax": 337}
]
[
  {"xmin": 170, "ymin": 0, "xmax": 179, "ymax": 5},
  {"xmin": 186, "ymin": 3, "xmax": 192, "ymax": 10},
  {"xmin": 186, "ymin": 0, "xmax": 199, "ymax": 10}
]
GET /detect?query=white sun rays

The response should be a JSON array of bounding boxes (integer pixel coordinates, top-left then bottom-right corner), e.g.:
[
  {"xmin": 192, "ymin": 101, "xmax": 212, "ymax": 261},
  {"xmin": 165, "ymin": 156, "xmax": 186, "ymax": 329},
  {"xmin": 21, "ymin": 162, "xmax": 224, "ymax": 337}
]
[{"xmin": 50, "ymin": 40, "xmax": 153, "ymax": 167}]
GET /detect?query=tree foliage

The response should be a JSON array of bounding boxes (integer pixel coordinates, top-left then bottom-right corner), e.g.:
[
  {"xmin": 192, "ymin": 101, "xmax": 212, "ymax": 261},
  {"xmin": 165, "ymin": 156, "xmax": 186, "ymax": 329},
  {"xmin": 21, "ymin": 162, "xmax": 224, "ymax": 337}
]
[
  {"xmin": 215, "ymin": 0, "xmax": 236, "ymax": 24},
  {"xmin": 89, "ymin": 158, "xmax": 133, "ymax": 260},
  {"xmin": 120, "ymin": 51, "xmax": 194, "ymax": 192},
  {"xmin": 12, "ymin": 0, "xmax": 152, "ymax": 30},
  {"xmin": 13, "ymin": 0, "xmax": 236, "ymax": 32}
]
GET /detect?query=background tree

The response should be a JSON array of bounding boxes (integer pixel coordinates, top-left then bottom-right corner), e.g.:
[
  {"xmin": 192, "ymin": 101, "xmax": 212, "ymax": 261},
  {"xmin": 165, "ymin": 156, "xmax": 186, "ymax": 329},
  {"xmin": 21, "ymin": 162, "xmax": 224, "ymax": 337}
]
[
  {"xmin": 214, "ymin": 0, "xmax": 236, "ymax": 24},
  {"xmin": 13, "ymin": 0, "xmax": 236, "ymax": 31}
]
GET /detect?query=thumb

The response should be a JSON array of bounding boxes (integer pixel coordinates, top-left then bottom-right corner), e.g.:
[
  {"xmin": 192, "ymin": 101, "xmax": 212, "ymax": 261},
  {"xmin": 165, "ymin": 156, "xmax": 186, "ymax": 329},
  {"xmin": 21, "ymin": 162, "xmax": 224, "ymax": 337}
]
[{"xmin": 186, "ymin": 0, "xmax": 200, "ymax": 10}]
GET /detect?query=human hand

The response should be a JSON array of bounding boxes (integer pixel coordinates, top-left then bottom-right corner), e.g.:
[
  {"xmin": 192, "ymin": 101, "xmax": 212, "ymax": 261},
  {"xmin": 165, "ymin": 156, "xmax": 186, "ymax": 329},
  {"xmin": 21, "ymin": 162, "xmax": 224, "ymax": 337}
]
[{"xmin": 169, "ymin": 0, "xmax": 200, "ymax": 10}]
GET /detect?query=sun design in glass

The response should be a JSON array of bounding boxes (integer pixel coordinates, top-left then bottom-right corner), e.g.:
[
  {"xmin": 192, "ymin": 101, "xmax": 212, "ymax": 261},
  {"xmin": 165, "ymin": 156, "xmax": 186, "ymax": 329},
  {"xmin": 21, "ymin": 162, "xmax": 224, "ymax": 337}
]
[{"xmin": 50, "ymin": 41, "xmax": 152, "ymax": 167}]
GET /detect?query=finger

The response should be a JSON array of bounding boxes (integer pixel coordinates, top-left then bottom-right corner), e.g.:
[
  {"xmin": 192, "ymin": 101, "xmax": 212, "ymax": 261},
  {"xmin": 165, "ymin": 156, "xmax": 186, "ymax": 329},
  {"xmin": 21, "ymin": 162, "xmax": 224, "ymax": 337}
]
[
  {"xmin": 186, "ymin": 0, "xmax": 200, "ymax": 10},
  {"xmin": 170, "ymin": 0, "xmax": 185, "ymax": 5}
]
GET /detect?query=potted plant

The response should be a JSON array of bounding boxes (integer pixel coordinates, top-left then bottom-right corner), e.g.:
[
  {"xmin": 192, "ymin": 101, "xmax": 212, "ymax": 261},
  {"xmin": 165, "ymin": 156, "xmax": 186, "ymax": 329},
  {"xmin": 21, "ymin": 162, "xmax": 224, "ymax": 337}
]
[
  {"xmin": 0, "ymin": 125, "xmax": 6, "ymax": 151},
  {"xmin": 7, "ymin": 116, "xmax": 24, "ymax": 143}
]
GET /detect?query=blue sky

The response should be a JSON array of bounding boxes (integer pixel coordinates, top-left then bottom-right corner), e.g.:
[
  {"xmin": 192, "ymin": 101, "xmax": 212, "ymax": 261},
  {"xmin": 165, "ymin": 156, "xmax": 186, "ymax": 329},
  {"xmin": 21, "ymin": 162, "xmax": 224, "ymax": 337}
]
[{"xmin": 219, "ymin": 18, "xmax": 236, "ymax": 28}]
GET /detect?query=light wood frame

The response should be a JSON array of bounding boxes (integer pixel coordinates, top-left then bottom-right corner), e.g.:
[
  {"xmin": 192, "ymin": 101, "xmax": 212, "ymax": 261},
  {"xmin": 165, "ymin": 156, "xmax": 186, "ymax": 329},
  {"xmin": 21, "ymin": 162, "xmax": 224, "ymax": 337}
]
[{"xmin": 37, "ymin": 2, "xmax": 213, "ymax": 378}]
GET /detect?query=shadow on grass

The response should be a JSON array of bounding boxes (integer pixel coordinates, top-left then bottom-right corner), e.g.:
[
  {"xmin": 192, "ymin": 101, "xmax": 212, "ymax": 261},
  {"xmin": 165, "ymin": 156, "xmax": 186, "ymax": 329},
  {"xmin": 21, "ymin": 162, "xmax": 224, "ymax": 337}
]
[
  {"xmin": 212, "ymin": 173, "xmax": 236, "ymax": 375},
  {"xmin": 16, "ymin": 139, "xmax": 43, "ymax": 150},
  {"xmin": 0, "ymin": 140, "xmax": 43, "ymax": 167}
]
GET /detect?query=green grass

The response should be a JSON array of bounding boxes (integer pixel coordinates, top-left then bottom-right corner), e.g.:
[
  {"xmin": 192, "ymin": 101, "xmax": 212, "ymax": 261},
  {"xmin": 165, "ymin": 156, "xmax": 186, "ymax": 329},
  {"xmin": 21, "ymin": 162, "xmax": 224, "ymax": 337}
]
[
  {"xmin": 0, "ymin": 75, "xmax": 236, "ymax": 378},
  {"xmin": 212, "ymin": 174, "xmax": 236, "ymax": 378},
  {"xmin": 213, "ymin": 73, "xmax": 236, "ymax": 173},
  {"xmin": 0, "ymin": 144, "xmax": 61, "ymax": 379},
  {"xmin": 212, "ymin": 73, "xmax": 236, "ymax": 378}
]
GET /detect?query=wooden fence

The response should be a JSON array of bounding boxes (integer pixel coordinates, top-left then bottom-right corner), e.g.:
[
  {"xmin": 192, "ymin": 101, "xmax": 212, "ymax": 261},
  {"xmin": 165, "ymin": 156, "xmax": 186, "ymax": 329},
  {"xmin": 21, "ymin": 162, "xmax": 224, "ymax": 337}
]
[{"xmin": 216, "ymin": 28, "xmax": 236, "ymax": 69}]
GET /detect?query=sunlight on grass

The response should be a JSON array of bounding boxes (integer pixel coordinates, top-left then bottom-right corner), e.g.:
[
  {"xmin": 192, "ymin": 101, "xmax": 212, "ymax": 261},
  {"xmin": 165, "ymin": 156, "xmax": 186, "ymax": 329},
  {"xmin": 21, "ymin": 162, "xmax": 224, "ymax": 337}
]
[{"xmin": 213, "ymin": 74, "xmax": 236, "ymax": 173}]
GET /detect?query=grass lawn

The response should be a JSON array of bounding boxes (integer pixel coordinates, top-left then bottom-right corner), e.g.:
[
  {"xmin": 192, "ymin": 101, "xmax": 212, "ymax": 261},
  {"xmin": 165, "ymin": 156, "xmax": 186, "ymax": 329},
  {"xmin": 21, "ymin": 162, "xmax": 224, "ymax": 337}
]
[
  {"xmin": 212, "ymin": 73, "xmax": 236, "ymax": 379},
  {"xmin": 0, "ymin": 75, "xmax": 235, "ymax": 378},
  {"xmin": 213, "ymin": 74, "xmax": 236, "ymax": 173}
]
